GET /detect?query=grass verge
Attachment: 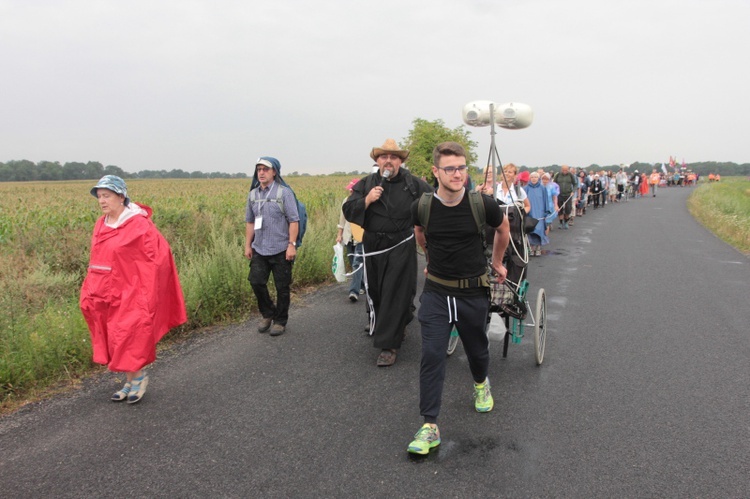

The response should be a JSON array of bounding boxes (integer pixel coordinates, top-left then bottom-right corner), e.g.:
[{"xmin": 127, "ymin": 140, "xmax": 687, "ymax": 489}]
[{"xmin": 687, "ymin": 177, "xmax": 750, "ymax": 255}]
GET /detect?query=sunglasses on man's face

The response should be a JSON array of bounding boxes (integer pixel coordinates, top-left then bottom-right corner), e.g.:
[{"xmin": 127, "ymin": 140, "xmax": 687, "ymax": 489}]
[{"xmin": 257, "ymin": 166, "xmax": 272, "ymax": 173}]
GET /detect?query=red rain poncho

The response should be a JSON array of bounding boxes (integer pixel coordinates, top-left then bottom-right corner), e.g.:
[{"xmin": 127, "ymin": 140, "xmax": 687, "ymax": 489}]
[{"xmin": 80, "ymin": 204, "xmax": 187, "ymax": 372}]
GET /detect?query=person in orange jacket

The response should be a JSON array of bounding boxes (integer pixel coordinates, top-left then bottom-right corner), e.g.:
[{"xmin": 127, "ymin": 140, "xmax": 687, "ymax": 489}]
[{"xmin": 649, "ymin": 169, "xmax": 661, "ymax": 197}]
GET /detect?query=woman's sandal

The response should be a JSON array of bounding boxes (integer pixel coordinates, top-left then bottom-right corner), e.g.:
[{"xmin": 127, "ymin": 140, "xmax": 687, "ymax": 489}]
[
  {"xmin": 127, "ymin": 375, "xmax": 149, "ymax": 404},
  {"xmin": 111, "ymin": 382, "xmax": 132, "ymax": 402}
]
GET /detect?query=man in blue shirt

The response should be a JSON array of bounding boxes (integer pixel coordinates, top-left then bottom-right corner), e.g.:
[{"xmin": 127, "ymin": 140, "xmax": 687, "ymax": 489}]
[{"xmin": 245, "ymin": 157, "xmax": 300, "ymax": 336}]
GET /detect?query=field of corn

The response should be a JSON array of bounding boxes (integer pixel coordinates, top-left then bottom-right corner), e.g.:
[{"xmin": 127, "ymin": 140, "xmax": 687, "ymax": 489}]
[{"xmin": 0, "ymin": 176, "xmax": 352, "ymax": 409}]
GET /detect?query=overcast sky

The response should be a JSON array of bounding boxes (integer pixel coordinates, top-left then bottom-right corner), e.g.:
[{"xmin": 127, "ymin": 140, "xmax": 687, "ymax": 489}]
[{"xmin": 2, "ymin": 0, "xmax": 749, "ymax": 175}]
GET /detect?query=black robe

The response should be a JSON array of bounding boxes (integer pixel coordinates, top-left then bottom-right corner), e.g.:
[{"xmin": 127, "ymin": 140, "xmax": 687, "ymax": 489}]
[{"xmin": 343, "ymin": 169, "xmax": 432, "ymax": 349}]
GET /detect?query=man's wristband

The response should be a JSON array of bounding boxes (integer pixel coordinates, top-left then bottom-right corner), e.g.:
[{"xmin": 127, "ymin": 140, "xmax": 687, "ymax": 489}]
[{"xmin": 288, "ymin": 241, "xmax": 296, "ymax": 247}]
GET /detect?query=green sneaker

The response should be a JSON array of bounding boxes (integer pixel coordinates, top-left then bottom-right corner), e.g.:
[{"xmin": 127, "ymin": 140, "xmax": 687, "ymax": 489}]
[
  {"xmin": 407, "ymin": 424, "xmax": 441, "ymax": 455},
  {"xmin": 474, "ymin": 378, "xmax": 494, "ymax": 412}
]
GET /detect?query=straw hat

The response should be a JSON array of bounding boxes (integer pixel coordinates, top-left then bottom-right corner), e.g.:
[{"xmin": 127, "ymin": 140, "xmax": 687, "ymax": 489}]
[{"xmin": 370, "ymin": 138, "xmax": 409, "ymax": 161}]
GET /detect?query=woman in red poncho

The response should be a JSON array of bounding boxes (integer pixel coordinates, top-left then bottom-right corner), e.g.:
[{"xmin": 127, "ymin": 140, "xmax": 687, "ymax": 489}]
[
  {"xmin": 80, "ymin": 176, "xmax": 186, "ymax": 404},
  {"xmin": 639, "ymin": 173, "xmax": 649, "ymax": 197}
]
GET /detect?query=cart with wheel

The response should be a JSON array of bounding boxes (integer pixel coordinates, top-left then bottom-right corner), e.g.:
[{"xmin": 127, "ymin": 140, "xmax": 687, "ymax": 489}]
[
  {"xmin": 492, "ymin": 277, "xmax": 547, "ymax": 365},
  {"xmin": 447, "ymin": 206, "xmax": 548, "ymax": 364},
  {"xmin": 489, "ymin": 199, "xmax": 548, "ymax": 365}
]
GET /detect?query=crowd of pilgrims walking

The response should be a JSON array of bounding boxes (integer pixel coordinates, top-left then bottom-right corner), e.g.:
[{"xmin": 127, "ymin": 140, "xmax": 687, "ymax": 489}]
[
  {"xmin": 79, "ymin": 147, "xmax": 697, "ymax": 457},
  {"xmin": 332, "ymin": 144, "xmax": 698, "ymax": 455}
]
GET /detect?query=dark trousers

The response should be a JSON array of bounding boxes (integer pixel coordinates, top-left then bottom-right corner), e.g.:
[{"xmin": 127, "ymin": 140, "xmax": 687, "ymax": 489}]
[
  {"xmin": 249, "ymin": 251, "xmax": 293, "ymax": 326},
  {"xmin": 418, "ymin": 291, "xmax": 490, "ymax": 423},
  {"xmin": 364, "ymin": 234, "xmax": 417, "ymax": 350},
  {"xmin": 558, "ymin": 193, "xmax": 574, "ymax": 220}
]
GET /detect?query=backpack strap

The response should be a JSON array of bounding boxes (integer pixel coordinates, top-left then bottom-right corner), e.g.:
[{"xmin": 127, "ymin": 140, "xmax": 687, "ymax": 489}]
[
  {"xmin": 403, "ymin": 170, "xmax": 418, "ymax": 198},
  {"xmin": 417, "ymin": 192, "xmax": 434, "ymax": 234},
  {"xmin": 467, "ymin": 190, "xmax": 486, "ymax": 234},
  {"xmin": 249, "ymin": 184, "xmax": 287, "ymax": 216},
  {"xmin": 275, "ymin": 184, "xmax": 286, "ymax": 217},
  {"xmin": 468, "ymin": 191, "xmax": 490, "ymax": 259}
]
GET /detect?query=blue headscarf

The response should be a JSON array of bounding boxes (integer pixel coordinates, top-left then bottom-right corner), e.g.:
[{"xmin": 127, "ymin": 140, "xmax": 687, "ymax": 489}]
[{"xmin": 251, "ymin": 156, "xmax": 290, "ymax": 190}]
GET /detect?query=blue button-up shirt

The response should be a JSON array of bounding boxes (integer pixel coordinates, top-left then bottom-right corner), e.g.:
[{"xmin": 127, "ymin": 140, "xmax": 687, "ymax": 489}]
[{"xmin": 245, "ymin": 181, "xmax": 300, "ymax": 256}]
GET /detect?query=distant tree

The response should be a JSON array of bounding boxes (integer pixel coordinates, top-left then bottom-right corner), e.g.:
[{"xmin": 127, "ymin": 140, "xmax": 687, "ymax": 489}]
[
  {"xmin": 401, "ymin": 118, "xmax": 478, "ymax": 180},
  {"xmin": 84, "ymin": 161, "xmax": 104, "ymax": 179},
  {"xmin": 104, "ymin": 164, "xmax": 127, "ymax": 177},
  {"xmin": 168, "ymin": 169, "xmax": 190, "ymax": 178},
  {"xmin": 62, "ymin": 162, "xmax": 86, "ymax": 180},
  {"xmin": 207, "ymin": 171, "xmax": 226, "ymax": 178},
  {"xmin": 38, "ymin": 161, "xmax": 62, "ymax": 181},
  {"xmin": 8, "ymin": 160, "xmax": 36, "ymax": 181},
  {"xmin": 137, "ymin": 170, "xmax": 169, "ymax": 178}
]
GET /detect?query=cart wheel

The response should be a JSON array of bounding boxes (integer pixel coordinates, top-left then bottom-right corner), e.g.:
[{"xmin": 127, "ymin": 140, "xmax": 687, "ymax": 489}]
[
  {"xmin": 534, "ymin": 288, "xmax": 547, "ymax": 365},
  {"xmin": 447, "ymin": 331, "xmax": 459, "ymax": 356},
  {"xmin": 502, "ymin": 316, "xmax": 510, "ymax": 358}
]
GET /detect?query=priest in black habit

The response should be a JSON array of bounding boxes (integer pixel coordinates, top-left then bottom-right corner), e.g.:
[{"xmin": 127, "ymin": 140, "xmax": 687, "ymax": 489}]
[{"xmin": 343, "ymin": 139, "xmax": 432, "ymax": 366}]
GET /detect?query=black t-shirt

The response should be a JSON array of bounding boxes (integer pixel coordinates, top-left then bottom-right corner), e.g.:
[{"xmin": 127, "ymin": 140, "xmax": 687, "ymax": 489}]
[{"xmin": 411, "ymin": 192, "xmax": 503, "ymax": 296}]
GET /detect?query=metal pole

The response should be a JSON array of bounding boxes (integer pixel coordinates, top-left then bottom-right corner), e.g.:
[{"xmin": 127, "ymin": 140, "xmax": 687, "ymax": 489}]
[{"xmin": 489, "ymin": 103, "xmax": 496, "ymax": 189}]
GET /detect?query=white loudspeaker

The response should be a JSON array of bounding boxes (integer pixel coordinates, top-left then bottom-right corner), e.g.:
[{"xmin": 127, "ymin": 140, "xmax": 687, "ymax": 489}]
[
  {"xmin": 462, "ymin": 101, "xmax": 533, "ymax": 129},
  {"xmin": 495, "ymin": 102, "xmax": 533, "ymax": 129}
]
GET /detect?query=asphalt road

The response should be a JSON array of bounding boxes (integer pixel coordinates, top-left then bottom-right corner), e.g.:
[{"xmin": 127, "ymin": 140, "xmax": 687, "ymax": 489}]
[{"xmin": 1, "ymin": 186, "xmax": 748, "ymax": 498}]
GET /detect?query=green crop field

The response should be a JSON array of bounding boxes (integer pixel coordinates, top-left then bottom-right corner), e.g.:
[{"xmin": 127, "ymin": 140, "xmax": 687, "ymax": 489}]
[
  {"xmin": 688, "ymin": 177, "xmax": 750, "ymax": 255},
  {"xmin": 0, "ymin": 176, "xmax": 354, "ymax": 409}
]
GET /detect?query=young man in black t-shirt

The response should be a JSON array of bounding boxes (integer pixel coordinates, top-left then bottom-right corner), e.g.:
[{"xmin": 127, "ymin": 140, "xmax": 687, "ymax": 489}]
[{"xmin": 407, "ymin": 142, "xmax": 510, "ymax": 455}]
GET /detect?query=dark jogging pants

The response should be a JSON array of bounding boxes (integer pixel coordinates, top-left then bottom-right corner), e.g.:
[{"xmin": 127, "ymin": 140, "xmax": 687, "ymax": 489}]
[{"xmin": 417, "ymin": 290, "xmax": 491, "ymax": 423}]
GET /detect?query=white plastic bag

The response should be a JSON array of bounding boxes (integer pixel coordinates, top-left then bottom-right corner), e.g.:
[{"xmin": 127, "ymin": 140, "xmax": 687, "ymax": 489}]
[
  {"xmin": 332, "ymin": 244, "xmax": 346, "ymax": 283},
  {"xmin": 486, "ymin": 313, "xmax": 506, "ymax": 342}
]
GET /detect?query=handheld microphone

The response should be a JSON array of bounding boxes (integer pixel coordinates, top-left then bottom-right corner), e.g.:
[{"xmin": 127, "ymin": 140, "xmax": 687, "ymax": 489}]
[{"xmin": 379, "ymin": 169, "xmax": 392, "ymax": 187}]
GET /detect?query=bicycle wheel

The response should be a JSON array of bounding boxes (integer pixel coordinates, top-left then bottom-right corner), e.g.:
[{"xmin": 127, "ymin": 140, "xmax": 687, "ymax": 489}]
[
  {"xmin": 447, "ymin": 328, "xmax": 459, "ymax": 356},
  {"xmin": 533, "ymin": 288, "xmax": 547, "ymax": 365}
]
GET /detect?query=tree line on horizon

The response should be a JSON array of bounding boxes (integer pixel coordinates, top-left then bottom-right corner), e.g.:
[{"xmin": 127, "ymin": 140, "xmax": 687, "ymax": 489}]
[
  {"xmin": 0, "ymin": 160, "xmax": 252, "ymax": 182},
  {"xmin": 3, "ymin": 158, "xmax": 748, "ymax": 183},
  {"xmin": 4, "ymin": 120, "xmax": 749, "ymax": 182}
]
